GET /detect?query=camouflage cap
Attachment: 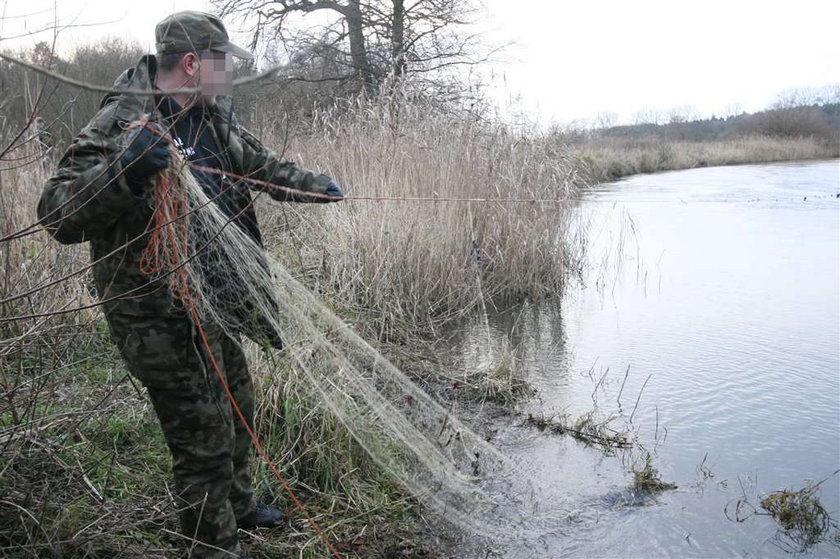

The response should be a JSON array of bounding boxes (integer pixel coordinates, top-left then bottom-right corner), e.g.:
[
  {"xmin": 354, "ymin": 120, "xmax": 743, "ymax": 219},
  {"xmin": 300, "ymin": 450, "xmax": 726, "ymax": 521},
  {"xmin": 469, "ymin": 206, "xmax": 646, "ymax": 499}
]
[{"xmin": 155, "ymin": 11, "xmax": 253, "ymax": 60}]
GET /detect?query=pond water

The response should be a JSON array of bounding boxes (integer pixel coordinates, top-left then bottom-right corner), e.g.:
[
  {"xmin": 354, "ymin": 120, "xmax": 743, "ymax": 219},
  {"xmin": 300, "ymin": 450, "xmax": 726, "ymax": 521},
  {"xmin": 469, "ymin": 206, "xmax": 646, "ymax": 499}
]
[{"xmin": 448, "ymin": 159, "xmax": 840, "ymax": 557}]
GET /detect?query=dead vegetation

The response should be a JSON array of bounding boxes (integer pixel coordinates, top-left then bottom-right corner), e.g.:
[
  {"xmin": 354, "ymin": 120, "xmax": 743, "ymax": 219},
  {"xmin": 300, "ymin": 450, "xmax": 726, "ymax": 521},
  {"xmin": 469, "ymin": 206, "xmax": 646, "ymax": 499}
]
[
  {"xmin": 573, "ymin": 135, "xmax": 839, "ymax": 182},
  {"xmin": 760, "ymin": 485, "xmax": 834, "ymax": 550},
  {"xmin": 631, "ymin": 452, "xmax": 677, "ymax": 494},
  {"xmin": 726, "ymin": 471, "xmax": 840, "ymax": 553},
  {"xmin": 525, "ymin": 411, "xmax": 632, "ymax": 452}
]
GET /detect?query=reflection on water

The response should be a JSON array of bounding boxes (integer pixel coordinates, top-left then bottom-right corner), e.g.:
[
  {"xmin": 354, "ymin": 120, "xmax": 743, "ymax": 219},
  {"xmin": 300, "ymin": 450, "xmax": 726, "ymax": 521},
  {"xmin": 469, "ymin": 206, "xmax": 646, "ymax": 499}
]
[{"xmin": 451, "ymin": 160, "xmax": 840, "ymax": 557}]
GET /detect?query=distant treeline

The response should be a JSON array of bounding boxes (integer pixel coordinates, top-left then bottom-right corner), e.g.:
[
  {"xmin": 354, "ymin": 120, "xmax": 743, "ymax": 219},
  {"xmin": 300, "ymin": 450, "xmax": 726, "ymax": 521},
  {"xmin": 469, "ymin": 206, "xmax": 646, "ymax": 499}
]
[
  {"xmin": 591, "ymin": 104, "xmax": 839, "ymax": 144},
  {"xmin": 0, "ymin": 39, "xmax": 147, "ymax": 147},
  {"xmin": 0, "ymin": 38, "xmax": 324, "ymax": 148},
  {"xmin": 0, "ymin": 24, "xmax": 479, "ymax": 151},
  {"xmin": 0, "ymin": 38, "xmax": 282, "ymax": 149},
  {"xmin": 2, "ymin": 38, "xmax": 838, "ymax": 153}
]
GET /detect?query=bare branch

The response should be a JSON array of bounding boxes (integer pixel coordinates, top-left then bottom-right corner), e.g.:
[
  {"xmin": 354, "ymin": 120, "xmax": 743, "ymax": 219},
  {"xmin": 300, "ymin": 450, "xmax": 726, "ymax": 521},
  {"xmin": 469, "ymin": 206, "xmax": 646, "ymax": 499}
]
[{"xmin": 0, "ymin": 51, "xmax": 294, "ymax": 96}]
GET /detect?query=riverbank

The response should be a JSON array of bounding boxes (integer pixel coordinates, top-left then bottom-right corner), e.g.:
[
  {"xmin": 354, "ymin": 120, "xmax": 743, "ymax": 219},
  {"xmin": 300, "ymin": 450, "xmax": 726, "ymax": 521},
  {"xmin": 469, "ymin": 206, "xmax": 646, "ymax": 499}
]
[{"xmin": 573, "ymin": 135, "xmax": 838, "ymax": 182}]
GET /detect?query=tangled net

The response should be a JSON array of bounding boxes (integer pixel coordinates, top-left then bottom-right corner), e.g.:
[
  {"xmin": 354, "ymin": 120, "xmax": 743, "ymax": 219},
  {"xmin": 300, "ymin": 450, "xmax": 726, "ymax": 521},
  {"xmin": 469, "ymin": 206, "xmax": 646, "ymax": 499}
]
[{"xmin": 135, "ymin": 126, "xmax": 567, "ymax": 543}]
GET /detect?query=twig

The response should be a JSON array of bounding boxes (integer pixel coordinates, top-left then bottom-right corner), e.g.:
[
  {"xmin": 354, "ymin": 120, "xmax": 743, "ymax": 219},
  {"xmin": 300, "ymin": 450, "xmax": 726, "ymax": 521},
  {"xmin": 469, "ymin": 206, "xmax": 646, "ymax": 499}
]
[
  {"xmin": 629, "ymin": 373, "xmax": 651, "ymax": 424},
  {"xmin": 0, "ymin": 51, "xmax": 283, "ymax": 97},
  {"xmin": 616, "ymin": 364, "xmax": 630, "ymax": 407}
]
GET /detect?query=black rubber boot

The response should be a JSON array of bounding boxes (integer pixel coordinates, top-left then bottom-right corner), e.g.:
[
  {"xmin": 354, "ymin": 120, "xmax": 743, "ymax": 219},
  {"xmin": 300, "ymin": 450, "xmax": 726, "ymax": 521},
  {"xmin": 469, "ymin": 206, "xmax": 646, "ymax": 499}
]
[{"xmin": 238, "ymin": 502, "xmax": 284, "ymax": 529}]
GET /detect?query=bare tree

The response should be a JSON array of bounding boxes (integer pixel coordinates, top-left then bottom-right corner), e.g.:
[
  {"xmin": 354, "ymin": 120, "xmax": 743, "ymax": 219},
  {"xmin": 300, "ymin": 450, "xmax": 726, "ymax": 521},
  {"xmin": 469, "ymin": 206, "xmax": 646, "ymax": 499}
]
[
  {"xmin": 593, "ymin": 111, "xmax": 618, "ymax": 130},
  {"xmin": 215, "ymin": 0, "xmax": 486, "ymax": 95},
  {"xmin": 773, "ymin": 84, "xmax": 840, "ymax": 109},
  {"xmin": 665, "ymin": 105, "xmax": 698, "ymax": 124},
  {"xmin": 0, "ymin": 38, "xmax": 145, "ymax": 151},
  {"xmin": 633, "ymin": 107, "xmax": 662, "ymax": 126}
]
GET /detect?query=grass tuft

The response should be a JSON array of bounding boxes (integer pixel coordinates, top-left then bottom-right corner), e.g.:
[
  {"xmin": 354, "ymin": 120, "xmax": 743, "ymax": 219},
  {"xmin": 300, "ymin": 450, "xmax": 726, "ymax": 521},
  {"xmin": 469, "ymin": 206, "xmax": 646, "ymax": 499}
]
[
  {"xmin": 631, "ymin": 452, "xmax": 677, "ymax": 493},
  {"xmin": 525, "ymin": 411, "xmax": 632, "ymax": 452},
  {"xmin": 759, "ymin": 483, "xmax": 835, "ymax": 551}
]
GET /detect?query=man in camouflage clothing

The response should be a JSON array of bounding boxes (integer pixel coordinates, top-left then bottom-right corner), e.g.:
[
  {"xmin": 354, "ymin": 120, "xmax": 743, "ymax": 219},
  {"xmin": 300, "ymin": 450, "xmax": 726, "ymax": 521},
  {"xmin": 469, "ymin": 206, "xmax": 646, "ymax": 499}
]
[{"xmin": 37, "ymin": 11, "xmax": 343, "ymax": 558}]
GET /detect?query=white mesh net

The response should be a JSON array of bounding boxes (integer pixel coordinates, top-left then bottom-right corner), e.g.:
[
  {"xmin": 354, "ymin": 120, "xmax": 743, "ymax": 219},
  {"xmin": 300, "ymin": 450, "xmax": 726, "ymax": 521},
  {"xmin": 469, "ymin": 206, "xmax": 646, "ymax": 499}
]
[{"xmin": 140, "ymin": 140, "xmax": 567, "ymax": 543}]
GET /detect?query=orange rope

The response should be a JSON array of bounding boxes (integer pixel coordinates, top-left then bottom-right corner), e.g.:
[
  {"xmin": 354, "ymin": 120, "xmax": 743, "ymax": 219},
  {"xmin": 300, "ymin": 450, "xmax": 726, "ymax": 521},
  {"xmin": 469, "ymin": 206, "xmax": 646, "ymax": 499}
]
[
  {"xmin": 189, "ymin": 304, "xmax": 343, "ymax": 559},
  {"xmin": 139, "ymin": 159, "xmax": 343, "ymax": 559},
  {"xmin": 137, "ymin": 121, "xmax": 567, "ymax": 205},
  {"xmin": 190, "ymin": 163, "xmax": 567, "ymax": 204}
]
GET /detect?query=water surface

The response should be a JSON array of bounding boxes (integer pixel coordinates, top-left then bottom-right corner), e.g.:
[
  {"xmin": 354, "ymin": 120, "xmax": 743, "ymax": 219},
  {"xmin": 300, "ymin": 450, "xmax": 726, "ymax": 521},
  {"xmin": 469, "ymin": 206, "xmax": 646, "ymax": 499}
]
[{"xmin": 452, "ymin": 159, "xmax": 840, "ymax": 557}]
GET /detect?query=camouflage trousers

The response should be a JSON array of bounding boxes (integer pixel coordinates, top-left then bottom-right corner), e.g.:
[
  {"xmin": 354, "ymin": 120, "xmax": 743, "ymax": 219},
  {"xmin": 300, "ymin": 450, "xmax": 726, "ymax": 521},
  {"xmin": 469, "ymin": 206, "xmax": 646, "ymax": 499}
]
[{"xmin": 107, "ymin": 312, "xmax": 256, "ymax": 558}]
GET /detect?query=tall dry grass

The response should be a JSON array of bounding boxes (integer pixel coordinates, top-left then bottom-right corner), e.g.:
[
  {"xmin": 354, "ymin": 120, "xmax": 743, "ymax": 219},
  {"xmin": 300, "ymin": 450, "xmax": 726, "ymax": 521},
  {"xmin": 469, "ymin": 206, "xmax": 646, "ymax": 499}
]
[
  {"xmin": 0, "ymin": 98, "xmax": 587, "ymax": 556},
  {"xmin": 257, "ymin": 99, "xmax": 587, "ymax": 340},
  {"xmin": 574, "ymin": 135, "xmax": 839, "ymax": 182}
]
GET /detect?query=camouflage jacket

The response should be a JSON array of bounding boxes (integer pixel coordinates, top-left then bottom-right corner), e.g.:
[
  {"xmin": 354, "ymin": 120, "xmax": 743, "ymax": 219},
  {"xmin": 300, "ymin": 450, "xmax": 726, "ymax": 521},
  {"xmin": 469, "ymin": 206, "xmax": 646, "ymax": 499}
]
[{"xmin": 37, "ymin": 55, "xmax": 332, "ymax": 318}]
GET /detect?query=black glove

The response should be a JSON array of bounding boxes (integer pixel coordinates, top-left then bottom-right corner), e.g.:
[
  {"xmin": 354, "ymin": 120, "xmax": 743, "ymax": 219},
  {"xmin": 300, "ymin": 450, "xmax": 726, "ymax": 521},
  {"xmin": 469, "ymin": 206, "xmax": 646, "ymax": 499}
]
[
  {"xmin": 119, "ymin": 125, "xmax": 170, "ymax": 193},
  {"xmin": 325, "ymin": 179, "xmax": 344, "ymax": 201}
]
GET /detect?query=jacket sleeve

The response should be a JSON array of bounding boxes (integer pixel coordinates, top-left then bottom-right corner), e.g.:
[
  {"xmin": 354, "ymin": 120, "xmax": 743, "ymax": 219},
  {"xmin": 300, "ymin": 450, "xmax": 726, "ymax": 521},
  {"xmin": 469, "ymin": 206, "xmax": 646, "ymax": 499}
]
[
  {"xmin": 236, "ymin": 125, "xmax": 333, "ymax": 203},
  {"xmin": 37, "ymin": 104, "xmax": 149, "ymax": 244}
]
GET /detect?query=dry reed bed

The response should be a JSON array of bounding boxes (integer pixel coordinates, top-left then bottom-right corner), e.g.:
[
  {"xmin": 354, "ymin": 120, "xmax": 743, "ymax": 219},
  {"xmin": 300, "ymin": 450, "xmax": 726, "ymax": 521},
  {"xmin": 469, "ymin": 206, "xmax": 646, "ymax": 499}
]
[
  {"xmin": 0, "ymin": 103, "xmax": 586, "ymax": 556},
  {"xmin": 258, "ymin": 101, "xmax": 586, "ymax": 339},
  {"xmin": 575, "ymin": 135, "xmax": 839, "ymax": 182}
]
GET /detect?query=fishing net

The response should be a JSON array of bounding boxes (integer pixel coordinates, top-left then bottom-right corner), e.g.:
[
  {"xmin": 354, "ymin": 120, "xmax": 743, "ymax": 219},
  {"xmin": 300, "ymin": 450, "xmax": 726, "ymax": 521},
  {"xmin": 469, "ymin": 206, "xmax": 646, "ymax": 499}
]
[{"xmin": 137, "ymin": 126, "xmax": 566, "ymax": 543}]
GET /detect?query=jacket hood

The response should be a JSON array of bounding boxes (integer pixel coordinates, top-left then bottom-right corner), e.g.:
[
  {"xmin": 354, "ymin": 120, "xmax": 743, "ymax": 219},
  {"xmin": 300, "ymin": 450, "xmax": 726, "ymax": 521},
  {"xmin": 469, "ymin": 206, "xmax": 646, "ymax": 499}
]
[
  {"xmin": 100, "ymin": 55, "xmax": 235, "ymax": 122},
  {"xmin": 99, "ymin": 55, "xmax": 157, "ymax": 111}
]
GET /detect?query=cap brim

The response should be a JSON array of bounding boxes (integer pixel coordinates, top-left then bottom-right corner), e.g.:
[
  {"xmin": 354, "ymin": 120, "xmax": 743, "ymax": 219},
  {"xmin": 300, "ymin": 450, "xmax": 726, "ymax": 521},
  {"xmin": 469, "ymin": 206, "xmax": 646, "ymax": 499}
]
[{"xmin": 219, "ymin": 41, "xmax": 253, "ymax": 60}]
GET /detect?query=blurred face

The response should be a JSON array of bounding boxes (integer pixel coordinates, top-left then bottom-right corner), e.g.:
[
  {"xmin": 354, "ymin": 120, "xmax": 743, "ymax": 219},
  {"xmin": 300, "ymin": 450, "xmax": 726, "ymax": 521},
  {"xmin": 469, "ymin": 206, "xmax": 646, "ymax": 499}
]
[{"xmin": 198, "ymin": 51, "xmax": 233, "ymax": 100}]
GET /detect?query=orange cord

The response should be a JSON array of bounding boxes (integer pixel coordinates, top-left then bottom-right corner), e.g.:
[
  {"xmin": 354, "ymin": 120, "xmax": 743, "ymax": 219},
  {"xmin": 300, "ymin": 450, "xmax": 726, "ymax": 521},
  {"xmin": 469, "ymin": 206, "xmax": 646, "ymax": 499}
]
[{"xmin": 139, "ymin": 153, "xmax": 343, "ymax": 558}]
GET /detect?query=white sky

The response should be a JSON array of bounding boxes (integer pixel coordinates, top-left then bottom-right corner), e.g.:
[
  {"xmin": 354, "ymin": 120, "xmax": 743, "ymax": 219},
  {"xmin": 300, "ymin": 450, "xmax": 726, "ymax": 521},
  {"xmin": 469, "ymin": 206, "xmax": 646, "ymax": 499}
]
[
  {"xmin": 1, "ymin": 0, "xmax": 838, "ymax": 126},
  {"xmin": 481, "ymin": 0, "xmax": 840, "ymax": 125}
]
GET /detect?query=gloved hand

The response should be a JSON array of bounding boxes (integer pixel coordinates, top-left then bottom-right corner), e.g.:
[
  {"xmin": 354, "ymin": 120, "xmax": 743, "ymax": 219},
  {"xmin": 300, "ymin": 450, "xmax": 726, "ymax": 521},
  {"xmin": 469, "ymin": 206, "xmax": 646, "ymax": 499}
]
[
  {"xmin": 325, "ymin": 179, "xmax": 344, "ymax": 201},
  {"xmin": 119, "ymin": 124, "xmax": 170, "ymax": 193}
]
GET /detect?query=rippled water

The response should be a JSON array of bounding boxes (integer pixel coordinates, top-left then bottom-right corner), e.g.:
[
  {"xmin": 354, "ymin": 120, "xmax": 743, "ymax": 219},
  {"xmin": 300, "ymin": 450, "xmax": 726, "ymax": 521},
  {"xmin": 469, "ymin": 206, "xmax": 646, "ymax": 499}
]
[{"xmin": 450, "ymin": 159, "xmax": 840, "ymax": 557}]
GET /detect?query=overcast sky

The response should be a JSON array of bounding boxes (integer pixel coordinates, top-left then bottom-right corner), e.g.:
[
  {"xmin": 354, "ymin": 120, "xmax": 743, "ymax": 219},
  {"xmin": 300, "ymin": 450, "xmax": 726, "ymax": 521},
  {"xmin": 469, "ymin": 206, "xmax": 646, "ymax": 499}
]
[{"xmin": 2, "ymin": 0, "xmax": 838, "ymax": 126}]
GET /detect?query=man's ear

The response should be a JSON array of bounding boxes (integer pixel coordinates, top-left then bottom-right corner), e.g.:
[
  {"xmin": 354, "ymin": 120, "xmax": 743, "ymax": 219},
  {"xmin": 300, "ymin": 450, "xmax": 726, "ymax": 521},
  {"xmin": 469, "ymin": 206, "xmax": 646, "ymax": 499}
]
[{"xmin": 182, "ymin": 53, "xmax": 200, "ymax": 76}]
